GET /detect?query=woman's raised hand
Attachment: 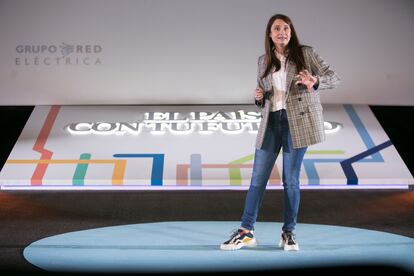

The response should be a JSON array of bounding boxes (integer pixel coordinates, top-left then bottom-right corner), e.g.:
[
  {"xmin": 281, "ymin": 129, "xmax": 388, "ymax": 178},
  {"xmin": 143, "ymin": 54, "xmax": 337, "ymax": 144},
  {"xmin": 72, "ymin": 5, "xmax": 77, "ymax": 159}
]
[{"xmin": 295, "ymin": 70, "xmax": 318, "ymax": 92}]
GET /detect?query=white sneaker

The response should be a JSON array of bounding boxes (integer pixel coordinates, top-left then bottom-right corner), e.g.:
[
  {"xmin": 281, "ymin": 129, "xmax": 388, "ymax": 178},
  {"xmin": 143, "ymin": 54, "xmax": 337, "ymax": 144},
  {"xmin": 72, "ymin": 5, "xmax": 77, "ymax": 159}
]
[
  {"xmin": 220, "ymin": 229, "xmax": 258, "ymax": 250},
  {"xmin": 278, "ymin": 231, "xmax": 299, "ymax": 251}
]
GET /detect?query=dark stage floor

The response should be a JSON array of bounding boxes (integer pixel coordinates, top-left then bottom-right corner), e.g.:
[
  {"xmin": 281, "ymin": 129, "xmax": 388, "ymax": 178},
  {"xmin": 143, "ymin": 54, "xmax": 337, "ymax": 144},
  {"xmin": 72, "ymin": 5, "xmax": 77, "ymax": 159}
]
[{"xmin": 0, "ymin": 189, "xmax": 413, "ymax": 275}]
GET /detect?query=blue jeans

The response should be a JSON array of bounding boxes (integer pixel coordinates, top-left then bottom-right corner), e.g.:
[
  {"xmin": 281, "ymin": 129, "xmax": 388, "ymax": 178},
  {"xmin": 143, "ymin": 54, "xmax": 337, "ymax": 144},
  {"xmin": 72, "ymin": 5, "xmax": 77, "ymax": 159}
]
[{"xmin": 241, "ymin": 109, "xmax": 307, "ymax": 232}]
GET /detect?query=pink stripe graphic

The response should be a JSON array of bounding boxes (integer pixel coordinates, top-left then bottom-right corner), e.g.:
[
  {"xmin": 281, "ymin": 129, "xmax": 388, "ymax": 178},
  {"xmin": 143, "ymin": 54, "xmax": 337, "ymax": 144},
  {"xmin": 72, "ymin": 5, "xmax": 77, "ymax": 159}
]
[{"xmin": 31, "ymin": 106, "xmax": 61, "ymax": 185}]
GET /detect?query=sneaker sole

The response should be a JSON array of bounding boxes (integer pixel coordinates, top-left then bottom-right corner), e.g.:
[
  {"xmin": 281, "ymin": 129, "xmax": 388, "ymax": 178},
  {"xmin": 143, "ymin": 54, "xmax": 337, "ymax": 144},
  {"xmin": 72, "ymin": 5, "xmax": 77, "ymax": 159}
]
[
  {"xmin": 220, "ymin": 239, "xmax": 258, "ymax": 251},
  {"xmin": 283, "ymin": 244, "xmax": 299, "ymax": 251}
]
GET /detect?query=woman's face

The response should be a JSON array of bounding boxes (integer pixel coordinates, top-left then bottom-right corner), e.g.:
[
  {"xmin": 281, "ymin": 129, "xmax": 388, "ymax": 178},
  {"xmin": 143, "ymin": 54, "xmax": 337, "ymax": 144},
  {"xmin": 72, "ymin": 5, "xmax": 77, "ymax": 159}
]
[{"xmin": 269, "ymin": 19, "xmax": 291, "ymax": 49}]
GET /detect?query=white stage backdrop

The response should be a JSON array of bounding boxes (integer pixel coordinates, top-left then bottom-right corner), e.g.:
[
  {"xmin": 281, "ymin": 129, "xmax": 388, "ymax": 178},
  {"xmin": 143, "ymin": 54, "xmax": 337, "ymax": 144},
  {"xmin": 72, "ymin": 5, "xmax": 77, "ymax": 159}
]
[
  {"xmin": 0, "ymin": 0, "xmax": 413, "ymax": 106},
  {"xmin": 0, "ymin": 104, "xmax": 412, "ymax": 189}
]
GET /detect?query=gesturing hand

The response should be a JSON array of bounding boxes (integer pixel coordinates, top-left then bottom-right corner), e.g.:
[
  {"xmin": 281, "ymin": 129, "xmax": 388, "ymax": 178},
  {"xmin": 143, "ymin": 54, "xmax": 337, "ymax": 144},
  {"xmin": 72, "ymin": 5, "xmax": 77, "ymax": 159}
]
[
  {"xmin": 295, "ymin": 70, "xmax": 318, "ymax": 92},
  {"xmin": 254, "ymin": 87, "xmax": 264, "ymax": 101}
]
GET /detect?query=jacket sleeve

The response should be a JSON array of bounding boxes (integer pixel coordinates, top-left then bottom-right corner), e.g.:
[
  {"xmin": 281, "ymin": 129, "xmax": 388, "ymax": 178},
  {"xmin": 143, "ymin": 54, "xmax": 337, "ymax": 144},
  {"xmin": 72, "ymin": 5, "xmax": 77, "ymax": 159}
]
[
  {"xmin": 255, "ymin": 55, "xmax": 265, "ymax": 108},
  {"xmin": 308, "ymin": 47, "xmax": 341, "ymax": 90}
]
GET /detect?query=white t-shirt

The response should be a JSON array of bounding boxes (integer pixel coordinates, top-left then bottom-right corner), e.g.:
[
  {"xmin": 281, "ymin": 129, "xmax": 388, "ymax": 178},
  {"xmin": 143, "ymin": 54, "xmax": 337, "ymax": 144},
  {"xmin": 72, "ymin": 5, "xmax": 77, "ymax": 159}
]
[{"xmin": 270, "ymin": 55, "xmax": 287, "ymax": 112}]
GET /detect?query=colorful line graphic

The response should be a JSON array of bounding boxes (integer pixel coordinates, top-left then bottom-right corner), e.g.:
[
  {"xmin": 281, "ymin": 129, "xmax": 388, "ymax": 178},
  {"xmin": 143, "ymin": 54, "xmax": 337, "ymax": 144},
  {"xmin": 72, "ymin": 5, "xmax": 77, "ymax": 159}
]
[
  {"xmin": 176, "ymin": 154, "xmax": 281, "ymax": 186},
  {"xmin": 7, "ymin": 158, "xmax": 126, "ymax": 185},
  {"xmin": 73, "ymin": 153, "xmax": 92, "ymax": 186},
  {"xmin": 2, "ymin": 104, "xmax": 405, "ymax": 188},
  {"xmin": 31, "ymin": 105, "xmax": 60, "ymax": 185},
  {"xmin": 340, "ymin": 140, "xmax": 392, "ymax": 185},
  {"xmin": 190, "ymin": 154, "xmax": 202, "ymax": 186},
  {"xmin": 228, "ymin": 154, "xmax": 281, "ymax": 186},
  {"xmin": 113, "ymin": 154, "xmax": 164, "ymax": 186},
  {"xmin": 344, "ymin": 105, "xmax": 382, "ymax": 161},
  {"xmin": 176, "ymin": 163, "xmax": 253, "ymax": 186},
  {"xmin": 303, "ymin": 105, "xmax": 391, "ymax": 185}
]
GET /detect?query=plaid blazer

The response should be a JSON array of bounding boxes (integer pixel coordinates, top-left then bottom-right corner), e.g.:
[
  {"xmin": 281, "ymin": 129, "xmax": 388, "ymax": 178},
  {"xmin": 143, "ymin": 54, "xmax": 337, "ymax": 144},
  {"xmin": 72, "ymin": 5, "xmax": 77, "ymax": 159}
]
[{"xmin": 255, "ymin": 46, "xmax": 340, "ymax": 149}]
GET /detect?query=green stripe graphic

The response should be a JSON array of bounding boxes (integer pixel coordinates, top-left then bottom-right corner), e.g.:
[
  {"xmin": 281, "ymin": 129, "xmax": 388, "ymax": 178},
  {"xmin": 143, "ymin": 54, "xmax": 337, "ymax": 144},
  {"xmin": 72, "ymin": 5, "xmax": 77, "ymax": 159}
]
[{"xmin": 73, "ymin": 153, "xmax": 91, "ymax": 186}]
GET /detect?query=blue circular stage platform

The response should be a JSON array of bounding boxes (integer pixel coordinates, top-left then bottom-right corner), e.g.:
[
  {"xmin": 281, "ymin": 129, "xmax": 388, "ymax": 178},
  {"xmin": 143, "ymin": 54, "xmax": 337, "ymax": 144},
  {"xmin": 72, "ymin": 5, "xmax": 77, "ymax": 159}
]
[{"xmin": 23, "ymin": 221, "xmax": 414, "ymax": 273}]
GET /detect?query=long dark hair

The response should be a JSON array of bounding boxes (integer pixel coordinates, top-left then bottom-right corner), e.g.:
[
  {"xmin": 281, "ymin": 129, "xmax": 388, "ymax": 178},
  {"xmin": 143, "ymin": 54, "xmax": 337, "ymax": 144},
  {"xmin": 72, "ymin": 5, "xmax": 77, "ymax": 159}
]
[{"xmin": 261, "ymin": 14, "xmax": 306, "ymax": 79}]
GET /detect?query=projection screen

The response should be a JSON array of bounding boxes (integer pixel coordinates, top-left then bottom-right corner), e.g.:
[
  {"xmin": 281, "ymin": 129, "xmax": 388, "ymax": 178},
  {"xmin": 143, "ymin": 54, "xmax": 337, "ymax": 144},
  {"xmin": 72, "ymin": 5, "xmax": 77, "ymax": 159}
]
[{"xmin": 0, "ymin": 0, "xmax": 413, "ymax": 105}]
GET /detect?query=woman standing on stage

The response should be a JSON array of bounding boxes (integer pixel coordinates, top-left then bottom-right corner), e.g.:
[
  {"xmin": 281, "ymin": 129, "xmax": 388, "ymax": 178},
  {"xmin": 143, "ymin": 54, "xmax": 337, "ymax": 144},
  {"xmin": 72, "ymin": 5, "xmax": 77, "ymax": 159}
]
[{"xmin": 220, "ymin": 13, "xmax": 340, "ymax": 251}]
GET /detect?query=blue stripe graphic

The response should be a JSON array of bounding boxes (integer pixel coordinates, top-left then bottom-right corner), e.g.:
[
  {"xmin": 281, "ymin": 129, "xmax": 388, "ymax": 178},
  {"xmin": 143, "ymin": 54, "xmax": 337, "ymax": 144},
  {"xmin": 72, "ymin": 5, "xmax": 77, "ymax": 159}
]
[
  {"xmin": 340, "ymin": 140, "xmax": 392, "ymax": 185},
  {"xmin": 190, "ymin": 154, "xmax": 202, "ymax": 186}
]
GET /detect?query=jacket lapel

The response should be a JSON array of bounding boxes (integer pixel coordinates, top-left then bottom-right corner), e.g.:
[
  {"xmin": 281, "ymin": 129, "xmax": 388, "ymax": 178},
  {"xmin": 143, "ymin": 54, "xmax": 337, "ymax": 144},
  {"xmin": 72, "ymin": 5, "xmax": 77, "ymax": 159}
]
[
  {"xmin": 286, "ymin": 60, "xmax": 297, "ymax": 95},
  {"xmin": 265, "ymin": 66, "xmax": 276, "ymax": 92}
]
